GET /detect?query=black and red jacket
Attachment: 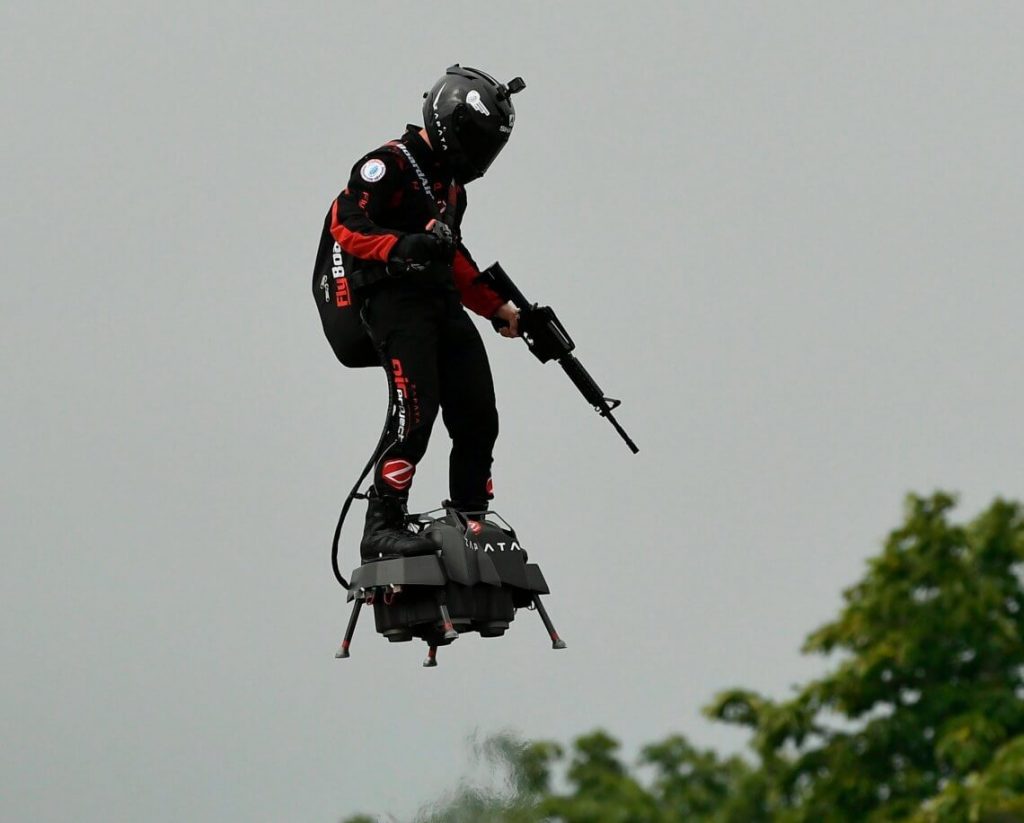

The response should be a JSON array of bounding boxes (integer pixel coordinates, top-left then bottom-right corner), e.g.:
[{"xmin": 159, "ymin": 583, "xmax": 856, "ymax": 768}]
[{"xmin": 317, "ymin": 124, "xmax": 504, "ymax": 318}]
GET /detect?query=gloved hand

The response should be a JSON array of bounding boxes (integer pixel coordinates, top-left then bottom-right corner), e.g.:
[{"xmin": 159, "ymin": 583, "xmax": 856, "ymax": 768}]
[
  {"xmin": 388, "ymin": 220, "xmax": 455, "ymax": 274},
  {"xmin": 492, "ymin": 301, "xmax": 521, "ymax": 338}
]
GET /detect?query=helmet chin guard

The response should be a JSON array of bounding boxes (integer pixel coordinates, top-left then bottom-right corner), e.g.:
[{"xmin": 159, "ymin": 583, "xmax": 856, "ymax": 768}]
[{"xmin": 423, "ymin": 65, "xmax": 525, "ymax": 183}]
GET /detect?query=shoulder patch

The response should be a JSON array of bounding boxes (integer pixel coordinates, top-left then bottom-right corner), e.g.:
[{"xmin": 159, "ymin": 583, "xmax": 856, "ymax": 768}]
[{"xmin": 360, "ymin": 158, "xmax": 387, "ymax": 183}]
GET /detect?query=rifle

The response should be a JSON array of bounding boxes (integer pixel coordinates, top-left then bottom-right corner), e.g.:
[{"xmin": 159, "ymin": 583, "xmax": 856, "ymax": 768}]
[{"xmin": 481, "ymin": 262, "xmax": 638, "ymax": 454}]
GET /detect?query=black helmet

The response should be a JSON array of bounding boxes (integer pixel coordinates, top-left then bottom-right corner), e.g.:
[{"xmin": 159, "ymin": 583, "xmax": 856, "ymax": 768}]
[{"xmin": 423, "ymin": 65, "xmax": 525, "ymax": 184}]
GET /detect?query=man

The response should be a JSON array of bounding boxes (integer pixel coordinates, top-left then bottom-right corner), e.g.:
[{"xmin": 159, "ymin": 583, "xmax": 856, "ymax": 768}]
[{"xmin": 312, "ymin": 65, "xmax": 525, "ymax": 561}]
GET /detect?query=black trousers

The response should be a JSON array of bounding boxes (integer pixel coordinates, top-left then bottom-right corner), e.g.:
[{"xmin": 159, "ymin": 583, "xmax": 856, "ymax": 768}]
[{"xmin": 358, "ymin": 282, "xmax": 498, "ymax": 511}]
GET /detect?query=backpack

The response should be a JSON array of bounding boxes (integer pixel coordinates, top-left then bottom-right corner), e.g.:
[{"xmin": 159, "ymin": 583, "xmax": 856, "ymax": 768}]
[{"xmin": 311, "ymin": 207, "xmax": 380, "ymax": 369}]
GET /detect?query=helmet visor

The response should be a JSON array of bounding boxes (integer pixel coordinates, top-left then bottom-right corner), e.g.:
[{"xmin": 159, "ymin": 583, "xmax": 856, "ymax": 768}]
[{"xmin": 457, "ymin": 117, "xmax": 510, "ymax": 178}]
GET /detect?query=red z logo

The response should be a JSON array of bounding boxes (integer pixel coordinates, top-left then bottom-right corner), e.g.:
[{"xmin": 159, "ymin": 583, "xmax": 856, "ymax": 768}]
[{"xmin": 381, "ymin": 459, "xmax": 415, "ymax": 491}]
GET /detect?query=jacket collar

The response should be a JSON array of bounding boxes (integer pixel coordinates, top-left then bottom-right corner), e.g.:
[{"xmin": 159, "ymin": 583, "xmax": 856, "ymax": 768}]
[{"xmin": 402, "ymin": 124, "xmax": 446, "ymax": 180}]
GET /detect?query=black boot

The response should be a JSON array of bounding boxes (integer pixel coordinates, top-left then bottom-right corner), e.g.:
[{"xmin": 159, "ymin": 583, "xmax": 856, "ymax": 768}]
[{"xmin": 360, "ymin": 492, "xmax": 436, "ymax": 562}]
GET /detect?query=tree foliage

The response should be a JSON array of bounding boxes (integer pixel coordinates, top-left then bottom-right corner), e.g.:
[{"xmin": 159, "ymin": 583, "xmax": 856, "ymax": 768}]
[
  {"xmin": 706, "ymin": 493, "xmax": 1024, "ymax": 821},
  {"xmin": 343, "ymin": 493, "xmax": 1024, "ymax": 822}
]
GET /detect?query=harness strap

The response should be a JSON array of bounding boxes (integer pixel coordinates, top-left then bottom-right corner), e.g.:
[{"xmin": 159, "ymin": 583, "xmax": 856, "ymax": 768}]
[{"xmin": 391, "ymin": 141, "xmax": 459, "ymax": 232}]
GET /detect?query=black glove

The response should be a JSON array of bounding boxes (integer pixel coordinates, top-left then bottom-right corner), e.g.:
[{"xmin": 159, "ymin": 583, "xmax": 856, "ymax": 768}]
[{"xmin": 388, "ymin": 220, "xmax": 455, "ymax": 274}]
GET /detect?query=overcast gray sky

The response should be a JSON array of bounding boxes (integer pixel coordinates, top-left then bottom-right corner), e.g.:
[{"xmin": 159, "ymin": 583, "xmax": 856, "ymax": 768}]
[{"xmin": 4, "ymin": 2, "xmax": 1023, "ymax": 821}]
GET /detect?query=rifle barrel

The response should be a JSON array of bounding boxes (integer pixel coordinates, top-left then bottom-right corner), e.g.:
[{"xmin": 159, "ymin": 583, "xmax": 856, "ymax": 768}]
[
  {"xmin": 559, "ymin": 357, "xmax": 639, "ymax": 454},
  {"xmin": 606, "ymin": 410, "xmax": 640, "ymax": 454}
]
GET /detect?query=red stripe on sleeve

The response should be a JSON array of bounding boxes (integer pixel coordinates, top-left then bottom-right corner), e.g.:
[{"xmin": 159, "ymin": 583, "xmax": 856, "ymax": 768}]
[
  {"xmin": 452, "ymin": 249, "xmax": 505, "ymax": 318},
  {"xmin": 330, "ymin": 200, "xmax": 399, "ymax": 263}
]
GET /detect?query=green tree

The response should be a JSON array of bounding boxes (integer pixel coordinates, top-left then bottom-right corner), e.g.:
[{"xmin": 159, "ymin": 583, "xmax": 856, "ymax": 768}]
[
  {"xmin": 537, "ymin": 730, "xmax": 664, "ymax": 822},
  {"xmin": 340, "ymin": 733, "xmax": 559, "ymax": 823},
  {"xmin": 341, "ymin": 730, "xmax": 756, "ymax": 823},
  {"xmin": 912, "ymin": 735, "xmax": 1024, "ymax": 822},
  {"xmin": 707, "ymin": 492, "xmax": 1024, "ymax": 821},
  {"xmin": 638, "ymin": 734, "xmax": 769, "ymax": 822}
]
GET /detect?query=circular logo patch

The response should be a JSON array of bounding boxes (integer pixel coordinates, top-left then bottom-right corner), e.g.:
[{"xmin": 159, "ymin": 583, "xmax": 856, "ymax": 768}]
[
  {"xmin": 360, "ymin": 158, "xmax": 386, "ymax": 183},
  {"xmin": 381, "ymin": 459, "xmax": 414, "ymax": 491}
]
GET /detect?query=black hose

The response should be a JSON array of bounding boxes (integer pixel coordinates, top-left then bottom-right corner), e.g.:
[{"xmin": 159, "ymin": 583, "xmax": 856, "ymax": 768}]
[
  {"xmin": 329, "ymin": 420, "xmax": 390, "ymax": 589},
  {"xmin": 331, "ymin": 339, "xmax": 397, "ymax": 589}
]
